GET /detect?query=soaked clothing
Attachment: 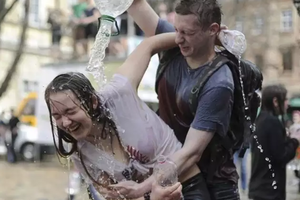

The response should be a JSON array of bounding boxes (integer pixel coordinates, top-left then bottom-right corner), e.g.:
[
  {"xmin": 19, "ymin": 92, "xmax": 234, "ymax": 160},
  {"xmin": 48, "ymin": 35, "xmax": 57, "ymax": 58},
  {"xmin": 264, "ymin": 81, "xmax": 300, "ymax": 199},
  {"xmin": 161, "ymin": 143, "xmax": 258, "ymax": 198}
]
[
  {"xmin": 182, "ymin": 173, "xmax": 211, "ymax": 200},
  {"xmin": 73, "ymin": 74, "xmax": 182, "ymax": 183},
  {"xmin": 155, "ymin": 19, "xmax": 238, "ymax": 186},
  {"xmin": 73, "ymin": 74, "xmax": 210, "ymax": 199},
  {"xmin": 249, "ymin": 111, "xmax": 299, "ymax": 200}
]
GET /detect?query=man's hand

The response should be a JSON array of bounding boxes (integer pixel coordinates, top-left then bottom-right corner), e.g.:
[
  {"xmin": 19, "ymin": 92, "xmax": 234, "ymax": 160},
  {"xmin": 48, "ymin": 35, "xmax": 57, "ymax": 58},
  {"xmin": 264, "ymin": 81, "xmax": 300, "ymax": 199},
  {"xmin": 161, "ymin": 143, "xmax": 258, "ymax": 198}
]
[
  {"xmin": 108, "ymin": 180, "xmax": 144, "ymax": 199},
  {"xmin": 151, "ymin": 182, "xmax": 183, "ymax": 200}
]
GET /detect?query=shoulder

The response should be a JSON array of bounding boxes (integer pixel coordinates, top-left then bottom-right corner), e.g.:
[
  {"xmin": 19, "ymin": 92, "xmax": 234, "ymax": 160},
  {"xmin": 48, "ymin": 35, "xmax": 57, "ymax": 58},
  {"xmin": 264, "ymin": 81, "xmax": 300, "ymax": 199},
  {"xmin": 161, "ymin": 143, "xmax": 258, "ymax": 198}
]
[
  {"xmin": 257, "ymin": 111, "xmax": 283, "ymax": 129},
  {"xmin": 155, "ymin": 19, "xmax": 175, "ymax": 34},
  {"xmin": 101, "ymin": 74, "xmax": 134, "ymax": 100},
  {"xmin": 204, "ymin": 64, "xmax": 234, "ymax": 92}
]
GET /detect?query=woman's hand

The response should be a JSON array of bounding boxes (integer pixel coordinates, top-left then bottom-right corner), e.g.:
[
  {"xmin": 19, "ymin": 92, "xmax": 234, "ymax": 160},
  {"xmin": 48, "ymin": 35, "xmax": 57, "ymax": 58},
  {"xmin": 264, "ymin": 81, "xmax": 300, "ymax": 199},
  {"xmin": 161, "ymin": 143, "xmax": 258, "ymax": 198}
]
[
  {"xmin": 108, "ymin": 180, "xmax": 144, "ymax": 199},
  {"xmin": 151, "ymin": 182, "xmax": 183, "ymax": 200}
]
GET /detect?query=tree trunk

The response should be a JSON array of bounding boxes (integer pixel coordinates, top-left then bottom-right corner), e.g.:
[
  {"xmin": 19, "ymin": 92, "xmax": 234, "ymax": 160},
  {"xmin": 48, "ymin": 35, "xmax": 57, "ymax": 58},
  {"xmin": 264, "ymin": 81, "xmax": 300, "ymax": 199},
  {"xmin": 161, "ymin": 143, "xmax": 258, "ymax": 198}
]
[
  {"xmin": 0, "ymin": 0, "xmax": 18, "ymax": 25},
  {"xmin": 0, "ymin": 0, "xmax": 29, "ymax": 99},
  {"xmin": 0, "ymin": 0, "xmax": 6, "ymax": 13}
]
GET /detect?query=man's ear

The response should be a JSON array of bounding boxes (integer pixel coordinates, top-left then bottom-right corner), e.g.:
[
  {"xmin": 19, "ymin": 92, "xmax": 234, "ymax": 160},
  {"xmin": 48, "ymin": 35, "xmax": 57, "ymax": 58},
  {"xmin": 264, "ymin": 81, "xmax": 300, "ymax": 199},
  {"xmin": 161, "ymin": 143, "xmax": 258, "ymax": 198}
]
[{"xmin": 209, "ymin": 23, "xmax": 220, "ymax": 36}]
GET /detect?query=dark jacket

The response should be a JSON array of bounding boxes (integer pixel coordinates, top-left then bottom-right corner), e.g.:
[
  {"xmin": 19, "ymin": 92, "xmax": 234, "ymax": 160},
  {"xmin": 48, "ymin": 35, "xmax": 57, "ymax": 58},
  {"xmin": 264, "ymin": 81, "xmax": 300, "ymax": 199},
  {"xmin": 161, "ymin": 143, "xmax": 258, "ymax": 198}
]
[{"xmin": 249, "ymin": 111, "xmax": 299, "ymax": 200}]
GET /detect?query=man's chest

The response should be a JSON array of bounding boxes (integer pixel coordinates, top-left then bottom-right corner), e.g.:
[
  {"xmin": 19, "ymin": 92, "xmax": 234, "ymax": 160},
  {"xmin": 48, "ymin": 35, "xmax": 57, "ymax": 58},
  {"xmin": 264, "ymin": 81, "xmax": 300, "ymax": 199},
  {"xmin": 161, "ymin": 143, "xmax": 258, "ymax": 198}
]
[{"xmin": 157, "ymin": 63, "xmax": 208, "ymax": 119}]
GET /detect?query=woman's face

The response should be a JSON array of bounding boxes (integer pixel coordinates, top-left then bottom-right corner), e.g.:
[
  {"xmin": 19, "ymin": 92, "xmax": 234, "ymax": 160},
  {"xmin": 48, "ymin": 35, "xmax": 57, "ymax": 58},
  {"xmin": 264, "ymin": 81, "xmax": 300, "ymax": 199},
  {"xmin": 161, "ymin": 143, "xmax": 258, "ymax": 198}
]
[
  {"xmin": 293, "ymin": 112, "xmax": 300, "ymax": 124},
  {"xmin": 49, "ymin": 90, "xmax": 93, "ymax": 140}
]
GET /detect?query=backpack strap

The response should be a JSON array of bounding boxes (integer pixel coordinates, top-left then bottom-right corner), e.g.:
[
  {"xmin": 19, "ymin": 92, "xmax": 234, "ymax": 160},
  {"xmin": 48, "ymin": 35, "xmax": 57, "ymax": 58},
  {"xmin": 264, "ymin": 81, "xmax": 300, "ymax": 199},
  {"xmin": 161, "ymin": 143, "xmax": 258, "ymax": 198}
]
[
  {"xmin": 187, "ymin": 54, "xmax": 236, "ymax": 183},
  {"xmin": 189, "ymin": 54, "xmax": 230, "ymax": 115},
  {"xmin": 155, "ymin": 47, "xmax": 181, "ymax": 94}
]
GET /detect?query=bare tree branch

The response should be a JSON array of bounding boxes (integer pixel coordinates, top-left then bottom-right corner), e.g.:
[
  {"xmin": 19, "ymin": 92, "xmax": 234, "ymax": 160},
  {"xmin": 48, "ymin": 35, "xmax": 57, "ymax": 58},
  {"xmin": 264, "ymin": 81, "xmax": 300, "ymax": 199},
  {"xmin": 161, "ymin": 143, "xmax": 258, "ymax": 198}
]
[
  {"xmin": 0, "ymin": 0, "xmax": 18, "ymax": 25},
  {"xmin": 0, "ymin": 0, "xmax": 29, "ymax": 98}
]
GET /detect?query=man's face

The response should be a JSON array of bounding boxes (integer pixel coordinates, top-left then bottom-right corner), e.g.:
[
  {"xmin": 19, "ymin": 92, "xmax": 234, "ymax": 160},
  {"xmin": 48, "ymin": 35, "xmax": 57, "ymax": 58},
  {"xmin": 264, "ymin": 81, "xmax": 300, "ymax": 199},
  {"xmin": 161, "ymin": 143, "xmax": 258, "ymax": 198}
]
[{"xmin": 174, "ymin": 14, "xmax": 217, "ymax": 58}]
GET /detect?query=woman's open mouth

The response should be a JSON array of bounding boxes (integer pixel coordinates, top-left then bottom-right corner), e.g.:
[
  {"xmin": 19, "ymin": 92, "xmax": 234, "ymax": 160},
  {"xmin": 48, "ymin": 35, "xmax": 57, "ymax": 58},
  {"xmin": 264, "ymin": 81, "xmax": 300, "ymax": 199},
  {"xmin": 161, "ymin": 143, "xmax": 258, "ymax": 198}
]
[{"xmin": 68, "ymin": 125, "xmax": 80, "ymax": 133}]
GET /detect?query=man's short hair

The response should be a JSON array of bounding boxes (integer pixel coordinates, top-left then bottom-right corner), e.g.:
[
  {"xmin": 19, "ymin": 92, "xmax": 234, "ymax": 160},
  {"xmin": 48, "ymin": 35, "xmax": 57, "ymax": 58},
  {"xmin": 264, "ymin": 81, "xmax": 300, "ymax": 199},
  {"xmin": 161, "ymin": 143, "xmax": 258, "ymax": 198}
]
[{"xmin": 175, "ymin": 0, "xmax": 222, "ymax": 30}]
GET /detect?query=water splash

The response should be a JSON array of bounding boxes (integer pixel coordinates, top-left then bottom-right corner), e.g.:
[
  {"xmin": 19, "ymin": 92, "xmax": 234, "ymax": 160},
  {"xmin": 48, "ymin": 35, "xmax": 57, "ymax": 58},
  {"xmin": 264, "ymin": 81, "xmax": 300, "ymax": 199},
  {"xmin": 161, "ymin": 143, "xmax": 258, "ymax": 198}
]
[
  {"xmin": 232, "ymin": 37, "xmax": 278, "ymax": 190},
  {"xmin": 253, "ymin": 135, "xmax": 278, "ymax": 190}
]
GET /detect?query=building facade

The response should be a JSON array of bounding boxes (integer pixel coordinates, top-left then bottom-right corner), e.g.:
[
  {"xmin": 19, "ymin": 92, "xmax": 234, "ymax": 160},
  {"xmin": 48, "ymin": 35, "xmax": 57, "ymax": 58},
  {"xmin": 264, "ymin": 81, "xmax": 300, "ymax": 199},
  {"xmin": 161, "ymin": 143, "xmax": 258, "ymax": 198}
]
[
  {"xmin": 220, "ymin": 0, "xmax": 300, "ymax": 95},
  {"xmin": 0, "ymin": 0, "xmax": 74, "ymax": 112}
]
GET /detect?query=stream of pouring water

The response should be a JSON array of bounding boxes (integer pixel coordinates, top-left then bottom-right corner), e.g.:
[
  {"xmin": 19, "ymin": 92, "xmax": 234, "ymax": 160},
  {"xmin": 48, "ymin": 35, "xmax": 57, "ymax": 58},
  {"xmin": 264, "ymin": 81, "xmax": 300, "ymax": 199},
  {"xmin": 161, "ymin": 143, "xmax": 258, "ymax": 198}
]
[
  {"xmin": 237, "ymin": 56, "xmax": 277, "ymax": 190},
  {"xmin": 253, "ymin": 135, "xmax": 277, "ymax": 189}
]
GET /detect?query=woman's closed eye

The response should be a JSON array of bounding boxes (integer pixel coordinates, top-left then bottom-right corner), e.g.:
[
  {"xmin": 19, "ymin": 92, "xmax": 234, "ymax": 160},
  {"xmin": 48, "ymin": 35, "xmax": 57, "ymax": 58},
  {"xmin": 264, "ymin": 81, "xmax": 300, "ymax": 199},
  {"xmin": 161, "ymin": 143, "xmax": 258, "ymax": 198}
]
[{"xmin": 52, "ymin": 113, "xmax": 61, "ymax": 120}]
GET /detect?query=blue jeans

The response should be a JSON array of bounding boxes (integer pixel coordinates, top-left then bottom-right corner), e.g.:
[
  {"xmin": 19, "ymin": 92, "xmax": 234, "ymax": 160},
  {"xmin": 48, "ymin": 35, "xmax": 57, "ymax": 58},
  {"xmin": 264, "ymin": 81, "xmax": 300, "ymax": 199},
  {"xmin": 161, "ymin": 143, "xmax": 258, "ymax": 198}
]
[{"xmin": 234, "ymin": 149, "xmax": 249, "ymax": 191}]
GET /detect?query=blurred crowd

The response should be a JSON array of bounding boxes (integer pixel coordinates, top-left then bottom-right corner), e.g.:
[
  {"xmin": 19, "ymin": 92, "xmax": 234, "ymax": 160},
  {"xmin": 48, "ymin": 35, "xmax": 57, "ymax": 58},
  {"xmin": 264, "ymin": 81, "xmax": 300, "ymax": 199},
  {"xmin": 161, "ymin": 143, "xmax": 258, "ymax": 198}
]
[{"xmin": 46, "ymin": 0, "xmax": 175, "ymax": 59}]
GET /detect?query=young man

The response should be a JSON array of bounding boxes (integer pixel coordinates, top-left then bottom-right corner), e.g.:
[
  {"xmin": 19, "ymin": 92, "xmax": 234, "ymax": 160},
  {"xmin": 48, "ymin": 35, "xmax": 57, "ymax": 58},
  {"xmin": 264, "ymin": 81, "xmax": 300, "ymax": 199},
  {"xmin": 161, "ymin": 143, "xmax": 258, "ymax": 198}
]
[{"xmin": 111, "ymin": 0, "xmax": 240, "ymax": 199}]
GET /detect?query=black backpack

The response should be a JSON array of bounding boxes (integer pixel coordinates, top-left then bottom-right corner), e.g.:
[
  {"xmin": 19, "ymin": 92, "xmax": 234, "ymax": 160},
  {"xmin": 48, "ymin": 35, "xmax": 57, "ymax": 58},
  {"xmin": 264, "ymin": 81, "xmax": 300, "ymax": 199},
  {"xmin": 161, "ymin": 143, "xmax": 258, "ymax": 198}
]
[{"xmin": 155, "ymin": 47, "xmax": 263, "ymax": 159}]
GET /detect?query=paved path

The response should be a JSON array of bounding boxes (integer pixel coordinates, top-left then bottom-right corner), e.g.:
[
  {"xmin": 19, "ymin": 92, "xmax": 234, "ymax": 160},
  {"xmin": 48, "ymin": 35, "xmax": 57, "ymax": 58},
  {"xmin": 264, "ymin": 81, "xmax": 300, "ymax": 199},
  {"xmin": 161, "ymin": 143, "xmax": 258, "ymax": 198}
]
[{"xmin": 0, "ymin": 156, "xmax": 299, "ymax": 200}]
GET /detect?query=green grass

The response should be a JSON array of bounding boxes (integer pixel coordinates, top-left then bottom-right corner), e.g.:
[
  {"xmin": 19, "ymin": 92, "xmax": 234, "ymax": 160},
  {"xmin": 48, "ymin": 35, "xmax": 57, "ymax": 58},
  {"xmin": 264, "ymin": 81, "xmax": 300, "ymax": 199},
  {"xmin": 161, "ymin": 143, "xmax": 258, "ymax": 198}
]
[
  {"xmin": 105, "ymin": 61, "xmax": 122, "ymax": 79},
  {"xmin": 88, "ymin": 61, "xmax": 123, "ymax": 89}
]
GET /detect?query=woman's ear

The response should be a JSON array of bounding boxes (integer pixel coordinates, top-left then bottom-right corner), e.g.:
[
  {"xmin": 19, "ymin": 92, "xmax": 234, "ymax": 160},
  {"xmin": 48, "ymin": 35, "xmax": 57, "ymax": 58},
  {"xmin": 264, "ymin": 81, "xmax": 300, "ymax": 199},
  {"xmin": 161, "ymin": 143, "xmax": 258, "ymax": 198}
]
[{"xmin": 92, "ymin": 95, "xmax": 98, "ymax": 109}]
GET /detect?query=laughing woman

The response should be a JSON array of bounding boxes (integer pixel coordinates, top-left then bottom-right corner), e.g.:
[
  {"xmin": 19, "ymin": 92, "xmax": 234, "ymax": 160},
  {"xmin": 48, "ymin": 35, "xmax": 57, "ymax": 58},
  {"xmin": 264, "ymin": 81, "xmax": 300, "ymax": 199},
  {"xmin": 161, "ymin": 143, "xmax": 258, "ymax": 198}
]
[{"xmin": 45, "ymin": 32, "xmax": 209, "ymax": 200}]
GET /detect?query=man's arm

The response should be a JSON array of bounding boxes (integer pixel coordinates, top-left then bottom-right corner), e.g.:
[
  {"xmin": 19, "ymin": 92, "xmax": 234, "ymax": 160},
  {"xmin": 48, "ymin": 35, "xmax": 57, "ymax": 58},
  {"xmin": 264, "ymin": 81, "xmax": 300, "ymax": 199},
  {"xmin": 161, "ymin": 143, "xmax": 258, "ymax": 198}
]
[
  {"xmin": 116, "ymin": 33, "xmax": 176, "ymax": 89},
  {"xmin": 137, "ymin": 84, "xmax": 234, "ymax": 194},
  {"xmin": 127, "ymin": 0, "xmax": 175, "ymax": 36},
  {"xmin": 127, "ymin": 0, "xmax": 159, "ymax": 37}
]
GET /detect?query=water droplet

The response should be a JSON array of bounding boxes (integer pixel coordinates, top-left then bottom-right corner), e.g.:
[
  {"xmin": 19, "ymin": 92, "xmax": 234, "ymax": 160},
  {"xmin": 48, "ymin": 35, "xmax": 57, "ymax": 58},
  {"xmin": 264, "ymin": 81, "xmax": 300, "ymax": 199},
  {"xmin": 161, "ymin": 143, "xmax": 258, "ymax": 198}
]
[
  {"xmin": 273, "ymin": 186, "xmax": 277, "ymax": 190},
  {"xmin": 254, "ymin": 135, "xmax": 277, "ymax": 189}
]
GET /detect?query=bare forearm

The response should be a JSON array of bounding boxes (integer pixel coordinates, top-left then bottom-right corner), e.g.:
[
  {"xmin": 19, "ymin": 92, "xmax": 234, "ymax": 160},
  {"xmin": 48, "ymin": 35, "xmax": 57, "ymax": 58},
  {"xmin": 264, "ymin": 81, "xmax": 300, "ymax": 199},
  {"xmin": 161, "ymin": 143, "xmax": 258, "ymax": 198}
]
[
  {"xmin": 127, "ymin": 0, "xmax": 159, "ymax": 37},
  {"xmin": 169, "ymin": 147, "xmax": 199, "ymax": 175},
  {"xmin": 145, "ymin": 33, "xmax": 176, "ymax": 55},
  {"xmin": 137, "ymin": 175, "xmax": 155, "ymax": 196}
]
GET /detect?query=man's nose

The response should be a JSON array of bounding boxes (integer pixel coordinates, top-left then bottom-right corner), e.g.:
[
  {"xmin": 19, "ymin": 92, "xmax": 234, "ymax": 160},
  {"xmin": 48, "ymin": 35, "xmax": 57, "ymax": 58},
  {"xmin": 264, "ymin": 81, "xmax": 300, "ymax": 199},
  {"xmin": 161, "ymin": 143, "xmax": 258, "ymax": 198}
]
[
  {"xmin": 62, "ymin": 116, "xmax": 72, "ymax": 128},
  {"xmin": 175, "ymin": 33, "xmax": 184, "ymax": 44}
]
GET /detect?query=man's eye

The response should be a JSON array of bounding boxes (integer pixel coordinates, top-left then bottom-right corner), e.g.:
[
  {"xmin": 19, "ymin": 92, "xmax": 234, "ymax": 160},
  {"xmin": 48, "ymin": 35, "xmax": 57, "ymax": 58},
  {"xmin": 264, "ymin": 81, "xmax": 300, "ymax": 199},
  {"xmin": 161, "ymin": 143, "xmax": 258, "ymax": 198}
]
[{"xmin": 67, "ymin": 111, "xmax": 76, "ymax": 115}]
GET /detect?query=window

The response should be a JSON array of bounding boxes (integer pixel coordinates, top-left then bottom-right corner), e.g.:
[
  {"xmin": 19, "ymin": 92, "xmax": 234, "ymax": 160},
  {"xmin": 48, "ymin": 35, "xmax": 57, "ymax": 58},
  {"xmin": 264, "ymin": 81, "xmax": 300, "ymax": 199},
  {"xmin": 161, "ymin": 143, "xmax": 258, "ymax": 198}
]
[
  {"xmin": 29, "ymin": 0, "xmax": 40, "ymax": 25},
  {"xmin": 281, "ymin": 9, "xmax": 293, "ymax": 32},
  {"xmin": 23, "ymin": 80, "xmax": 38, "ymax": 94},
  {"xmin": 68, "ymin": 0, "xmax": 78, "ymax": 6},
  {"xmin": 282, "ymin": 48, "xmax": 293, "ymax": 71}
]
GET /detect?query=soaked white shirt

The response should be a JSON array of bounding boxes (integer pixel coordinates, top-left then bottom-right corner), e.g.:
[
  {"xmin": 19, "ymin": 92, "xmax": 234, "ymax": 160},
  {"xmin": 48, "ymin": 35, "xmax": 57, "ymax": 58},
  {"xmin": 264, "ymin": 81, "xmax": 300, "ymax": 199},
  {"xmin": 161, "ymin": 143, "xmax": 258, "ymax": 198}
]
[{"xmin": 72, "ymin": 74, "xmax": 182, "ymax": 184}]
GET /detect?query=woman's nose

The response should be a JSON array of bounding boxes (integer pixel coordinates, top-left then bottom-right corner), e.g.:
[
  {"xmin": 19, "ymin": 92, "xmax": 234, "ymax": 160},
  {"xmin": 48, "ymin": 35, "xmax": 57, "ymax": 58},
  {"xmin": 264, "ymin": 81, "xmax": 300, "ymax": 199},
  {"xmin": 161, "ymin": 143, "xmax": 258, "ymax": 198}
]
[{"xmin": 62, "ymin": 116, "xmax": 72, "ymax": 128}]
